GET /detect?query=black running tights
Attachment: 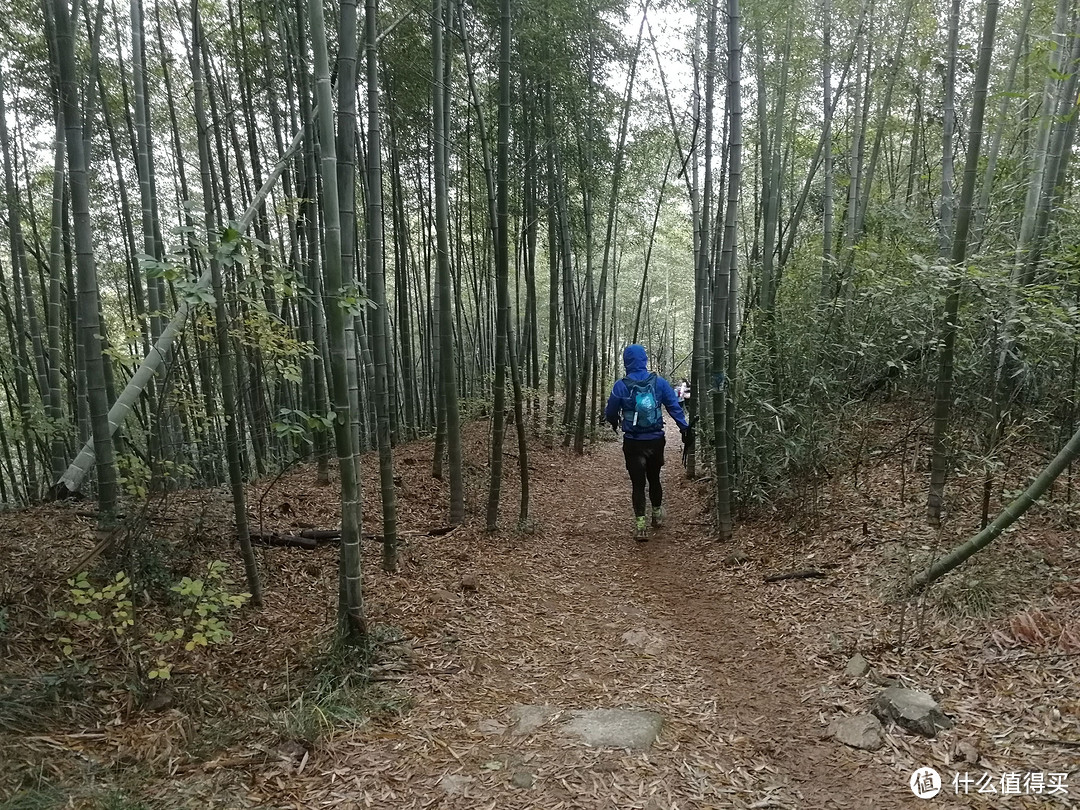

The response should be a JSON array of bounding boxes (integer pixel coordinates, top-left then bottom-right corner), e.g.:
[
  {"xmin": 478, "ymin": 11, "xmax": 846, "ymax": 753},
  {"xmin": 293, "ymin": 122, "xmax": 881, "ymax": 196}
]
[{"xmin": 623, "ymin": 438, "xmax": 665, "ymax": 517}]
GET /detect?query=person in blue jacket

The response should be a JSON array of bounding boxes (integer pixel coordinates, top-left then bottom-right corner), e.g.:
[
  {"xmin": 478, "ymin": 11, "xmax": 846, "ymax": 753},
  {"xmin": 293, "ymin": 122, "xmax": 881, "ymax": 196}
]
[{"xmin": 604, "ymin": 344, "xmax": 691, "ymax": 541}]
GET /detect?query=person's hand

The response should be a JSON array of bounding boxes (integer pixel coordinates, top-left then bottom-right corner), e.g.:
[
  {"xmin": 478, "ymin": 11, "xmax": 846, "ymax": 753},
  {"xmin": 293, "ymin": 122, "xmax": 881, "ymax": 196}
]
[{"xmin": 681, "ymin": 425, "xmax": 695, "ymax": 448}]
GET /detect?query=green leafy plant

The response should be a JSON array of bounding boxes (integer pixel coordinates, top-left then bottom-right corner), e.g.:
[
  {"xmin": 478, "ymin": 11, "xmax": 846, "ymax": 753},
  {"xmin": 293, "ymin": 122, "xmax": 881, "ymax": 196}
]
[
  {"xmin": 116, "ymin": 453, "xmax": 150, "ymax": 499},
  {"xmin": 272, "ymin": 408, "xmax": 336, "ymax": 444},
  {"xmin": 154, "ymin": 561, "xmax": 251, "ymax": 654},
  {"xmin": 56, "ymin": 571, "xmax": 135, "ymax": 645},
  {"xmin": 337, "ymin": 281, "xmax": 377, "ymax": 317},
  {"xmin": 54, "ymin": 562, "xmax": 250, "ymax": 683}
]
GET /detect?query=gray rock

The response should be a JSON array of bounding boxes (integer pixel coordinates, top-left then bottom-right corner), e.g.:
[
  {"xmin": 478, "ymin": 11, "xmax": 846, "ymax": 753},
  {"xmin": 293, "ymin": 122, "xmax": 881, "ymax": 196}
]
[
  {"xmin": 953, "ymin": 739, "xmax": 980, "ymax": 765},
  {"xmin": 562, "ymin": 708, "xmax": 663, "ymax": 750},
  {"xmin": 872, "ymin": 686, "xmax": 954, "ymax": 738},
  {"xmin": 438, "ymin": 774, "xmax": 474, "ymax": 796},
  {"xmin": 510, "ymin": 771, "xmax": 535, "ymax": 789},
  {"xmin": 477, "ymin": 719, "xmax": 507, "ymax": 736},
  {"xmin": 509, "ymin": 704, "xmax": 558, "ymax": 735},
  {"xmin": 844, "ymin": 653, "xmax": 870, "ymax": 678},
  {"xmin": 829, "ymin": 714, "xmax": 883, "ymax": 751},
  {"xmin": 621, "ymin": 629, "xmax": 667, "ymax": 655}
]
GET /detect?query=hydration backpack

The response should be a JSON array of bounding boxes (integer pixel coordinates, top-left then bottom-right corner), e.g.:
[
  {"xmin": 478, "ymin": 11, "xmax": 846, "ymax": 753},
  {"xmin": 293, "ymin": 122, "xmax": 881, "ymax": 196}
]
[{"xmin": 623, "ymin": 373, "xmax": 662, "ymax": 433}]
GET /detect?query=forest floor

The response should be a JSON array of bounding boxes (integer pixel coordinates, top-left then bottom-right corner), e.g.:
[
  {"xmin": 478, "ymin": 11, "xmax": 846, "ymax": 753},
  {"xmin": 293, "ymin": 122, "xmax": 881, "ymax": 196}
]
[{"xmin": 1, "ymin": 404, "xmax": 1079, "ymax": 809}]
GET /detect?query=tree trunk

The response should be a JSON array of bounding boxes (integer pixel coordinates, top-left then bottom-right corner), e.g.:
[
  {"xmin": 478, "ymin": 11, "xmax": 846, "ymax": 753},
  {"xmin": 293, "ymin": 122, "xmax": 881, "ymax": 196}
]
[
  {"xmin": 47, "ymin": 115, "xmax": 67, "ymax": 482},
  {"xmin": 938, "ymin": 0, "xmax": 960, "ymax": 258},
  {"xmin": 483, "ymin": 0, "xmax": 513, "ymax": 529},
  {"xmin": 191, "ymin": 0, "xmax": 262, "ymax": 605},
  {"xmin": 309, "ymin": 0, "xmax": 366, "ymax": 641},
  {"xmin": 51, "ymin": 0, "xmax": 118, "ymax": 521},
  {"xmin": 363, "ymin": 0, "xmax": 399, "ymax": 571},
  {"xmin": 820, "ymin": 0, "xmax": 834, "ymax": 303},
  {"xmin": 543, "ymin": 96, "xmax": 560, "ymax": 448},
  {"xmin": 926, "ymin": 0, "xmax": 999, "ymax": 526},
  {"xmin": 432, "ymin": 0, "xmax": 464, "ymax": 525},
  {"xmin": 974, "ymin": 0, "xmax": 1033, "ymax": 246},
  {"xmin": 712, "ymin": 0, "xmax": 740, "ymax": 542}
]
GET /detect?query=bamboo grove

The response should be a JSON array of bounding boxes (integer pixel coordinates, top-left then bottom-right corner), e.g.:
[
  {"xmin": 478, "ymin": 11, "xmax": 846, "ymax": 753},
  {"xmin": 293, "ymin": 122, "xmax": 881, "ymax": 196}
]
[{"xmin": 2, "ymin": 0, "xmax": 1080, "ymax": 639}]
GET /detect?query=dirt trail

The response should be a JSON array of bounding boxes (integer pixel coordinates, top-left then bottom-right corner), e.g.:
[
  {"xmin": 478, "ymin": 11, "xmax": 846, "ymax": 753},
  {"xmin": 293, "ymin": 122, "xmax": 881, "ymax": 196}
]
[
  {"xmin": 258, "ymin": 426, "xmax": 941, "ymax": 809},
  {"xmin": 4, "ymin": 416, "xmax": 1076, "ymax": 809}
]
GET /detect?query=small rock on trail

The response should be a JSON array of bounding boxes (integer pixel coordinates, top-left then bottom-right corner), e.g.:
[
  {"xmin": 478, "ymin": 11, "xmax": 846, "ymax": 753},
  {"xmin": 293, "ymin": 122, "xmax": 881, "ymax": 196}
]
[
  {"xmin": 510, "ymin": 771, "xmax": 535, "ymax": 789},
  {"xmin": 562, "ymin": 708, "xmax": 663, "ymax": 750},
  {"xmin": 952, "ymin": 739, "xmax": 980, "ymax": 765},
  {"xmin": 621, "ymin": 628, "xmax": 667, "ymax": 655},
  {"xmin": 872, "ymin": 686, "xmax": 954, "ymax": 738},
  {"xmin": 477, "ymin": 719, "xmax": 507, "ymax": 736},
  {"xmin": 438, "ymin": 774, "xmax": 474, "ymax": 796},
  {"xmin": 829, "ymin": 714, "xmax": 884, "ymax": 751},
  {"xmin": 844, "ymin": 653, "xmax": 870, "ymax": 678},
  {"xmin": 509, "ymin": 704, "xmax": 558, "ymax": 735}
]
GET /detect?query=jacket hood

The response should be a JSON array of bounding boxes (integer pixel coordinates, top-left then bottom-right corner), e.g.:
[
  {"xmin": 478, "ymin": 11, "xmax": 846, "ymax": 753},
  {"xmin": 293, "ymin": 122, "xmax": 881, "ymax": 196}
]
[{"xmin": 623, "ymin": 344, "xmax": 649, "ymax": 375}]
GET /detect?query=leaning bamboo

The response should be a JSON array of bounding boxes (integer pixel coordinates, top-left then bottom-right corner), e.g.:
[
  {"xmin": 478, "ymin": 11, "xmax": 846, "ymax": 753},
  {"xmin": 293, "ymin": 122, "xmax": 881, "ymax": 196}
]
[{"xmin": 53, "ymin": 125, "xmax": 305, "ymax": 496}]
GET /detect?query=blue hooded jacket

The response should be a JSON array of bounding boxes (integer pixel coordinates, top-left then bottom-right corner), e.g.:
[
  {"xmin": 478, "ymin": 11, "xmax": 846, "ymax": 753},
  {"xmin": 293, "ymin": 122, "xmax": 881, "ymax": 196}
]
[{"xmin": 604, "ymin": 344, "xmax": 689, "ymax": 441}]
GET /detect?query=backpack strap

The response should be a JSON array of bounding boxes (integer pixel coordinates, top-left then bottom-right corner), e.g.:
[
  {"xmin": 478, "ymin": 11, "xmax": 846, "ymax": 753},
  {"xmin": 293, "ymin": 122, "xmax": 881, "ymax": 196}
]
[{"xmin": 623, "ymin": 373, "xmax": 656, "ymax": 388}]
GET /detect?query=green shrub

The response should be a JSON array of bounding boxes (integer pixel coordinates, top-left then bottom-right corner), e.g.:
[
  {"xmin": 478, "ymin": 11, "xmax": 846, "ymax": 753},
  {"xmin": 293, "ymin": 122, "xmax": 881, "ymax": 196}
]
[{"xmin": 54, "ymin": 561, "xmax": 250, "ymax": 684}]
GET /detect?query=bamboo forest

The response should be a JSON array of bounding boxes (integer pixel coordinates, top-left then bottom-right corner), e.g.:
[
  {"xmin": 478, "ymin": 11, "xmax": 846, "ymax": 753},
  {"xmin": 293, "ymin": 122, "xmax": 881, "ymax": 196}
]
[{"xmin": 1, "ymin": 0, "xmax": 1079, "ymax": 803}]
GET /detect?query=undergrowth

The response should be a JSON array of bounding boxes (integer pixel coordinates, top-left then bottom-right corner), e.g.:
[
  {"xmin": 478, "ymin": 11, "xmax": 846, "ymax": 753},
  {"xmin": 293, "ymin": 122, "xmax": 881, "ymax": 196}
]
[
  {"xmin": 0, "ymin": 785, "xmax": 154, "ymax": 810},
  {"xmin": 269, "ymin": 627, "xmax": 412, "ymax": 745},
  {"xmin": 0, "ymin": 666, "xmax": 95, "ymax": 735},
  {"xmin": 930, "ymin": 547, "xmax": 1058, "ymax": 619}
]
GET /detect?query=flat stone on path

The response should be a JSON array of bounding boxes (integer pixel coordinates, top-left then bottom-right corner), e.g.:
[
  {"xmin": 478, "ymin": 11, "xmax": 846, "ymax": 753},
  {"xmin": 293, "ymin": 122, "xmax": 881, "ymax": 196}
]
[
  {"xmin": 477, "ymin": 719, "xmax": 507, "ymax": 736},
  {"xmin": 844, "ymin": 653, "xmax": 870, "ymax": 678},
  {"xmin": 438, "ymin": 774, "xmax": 474, "ymax": 796},
  {"xmin": 829, "ymin": 714, "xmax": 883, "ymax": 750},
  {"xmin": 872, "ymin": 686, "xmax": 954, "ymax": 738},
  {"xmin": 429, "ymin": 588, "xmax": 458, "ymax": 604},
  {"xmin": 509, "ymin": 704, "xmax": 558, "ymax": 735},
  {"xmin": 562, "ymin": 708, "xmax": 663, "ymax": 749},
  {"xmin": 510, "ymin": 771, "xmax": 535, "ymax": 789},
  {"xmin": 621, "ymin": 628, "xmax": 667, "ymax": 655}
]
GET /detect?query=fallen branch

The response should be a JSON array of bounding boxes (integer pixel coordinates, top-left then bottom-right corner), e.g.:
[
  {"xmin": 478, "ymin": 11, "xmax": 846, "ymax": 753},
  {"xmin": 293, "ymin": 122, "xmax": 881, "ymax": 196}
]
[
  {"xmin": 298, "ymin": 529, "xmax": 343, "ymax": 541},
  {"xmin": 249, "ymin": 533, "xmax": 318, "ymax": 550},
  {"xmin": 246, "ymin": 525, "xmax": 457, "ymax": 549},
  {"xmin": 425, "ymin": 525, "xmax": 458, "ymax": 537},
  {"xmin": 856, "ymin": 346, "xmax": 925, "ymax": 399},
  {"xmin": 764, "ymin": 569, "xmax": 827, "ymax": 583},
  {"xmin": 909, "ymin": 420, "xmax": 1080, "ymax": 592}
]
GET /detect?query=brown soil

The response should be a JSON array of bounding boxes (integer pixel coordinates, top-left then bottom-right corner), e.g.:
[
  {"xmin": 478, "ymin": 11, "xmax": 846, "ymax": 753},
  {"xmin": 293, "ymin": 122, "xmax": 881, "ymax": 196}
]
[{"xmin": 1, "ymin": 414, "xmax": 1077, "ymax": 809}]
